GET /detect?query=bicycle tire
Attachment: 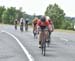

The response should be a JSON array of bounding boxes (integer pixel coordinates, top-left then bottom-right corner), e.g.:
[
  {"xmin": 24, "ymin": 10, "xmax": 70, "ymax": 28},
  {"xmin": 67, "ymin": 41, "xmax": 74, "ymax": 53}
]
[
  {"xmin": 43, "ymin": 41, "xmax": 46, "ymax": 56},
  {"xmin": 41, "ymin": 35, "xmax": 46, "ymax": 56}
]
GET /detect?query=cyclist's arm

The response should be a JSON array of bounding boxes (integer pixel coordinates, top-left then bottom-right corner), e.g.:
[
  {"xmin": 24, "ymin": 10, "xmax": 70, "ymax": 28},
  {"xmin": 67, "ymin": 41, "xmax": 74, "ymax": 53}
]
[
  {"xmin": 32, "ymin": 22, "xmax": 34, "ymax": 28},
  {"xmin": 37, "ymin": 20, "xmax": 41, "ymax": 31},
  {"xmin": 48, "ymin": 24, "xmax": 54, "ymax": 32}
]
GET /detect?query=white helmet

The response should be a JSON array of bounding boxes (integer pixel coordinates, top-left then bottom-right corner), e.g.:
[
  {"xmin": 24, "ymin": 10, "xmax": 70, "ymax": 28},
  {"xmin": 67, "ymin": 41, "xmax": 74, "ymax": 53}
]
[{"xmin": 46, "ymin": 16, "xmax": 50, "ymax": 20}]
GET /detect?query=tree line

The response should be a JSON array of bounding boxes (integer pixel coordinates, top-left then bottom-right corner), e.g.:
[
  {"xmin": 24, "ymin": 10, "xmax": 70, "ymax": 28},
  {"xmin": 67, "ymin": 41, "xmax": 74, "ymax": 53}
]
[
  {"xmin": 45, "ymin": 3, "xmax": 75, "ymax": 30},
  {"xmin": 0, "ymin": 6, "xmax": 25, "ymax": 24}
]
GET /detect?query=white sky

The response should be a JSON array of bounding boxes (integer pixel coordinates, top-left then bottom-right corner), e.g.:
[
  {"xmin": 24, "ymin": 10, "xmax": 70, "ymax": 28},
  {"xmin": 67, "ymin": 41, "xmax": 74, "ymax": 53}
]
[{"xmin": 0, "ymin": 0, "xmax": 75, "ymax": 17}]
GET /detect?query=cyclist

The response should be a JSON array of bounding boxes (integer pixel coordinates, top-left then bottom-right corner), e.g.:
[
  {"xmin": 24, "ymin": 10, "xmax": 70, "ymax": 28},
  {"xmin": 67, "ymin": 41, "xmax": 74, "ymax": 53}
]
[
  {"xmin": 32, "ymin": 17, "xmax": 39, "ymax": 38},
  {"xmin": 37, "ymin": 16, "xmax": 52, "ymax": 48},
  {"xmin": 20, "ymin": 17, "xmax": 24, "ymax": 31},
  {"xmin": 46, "ymin": 16, "xmax": 54, "ymax": 44},
  {"xmin": 25, "ymin": 18, "xmax": 29, "ymax": 31},
  {"xmin": 47, "ymin": 16, "xmax": 54, "ymax": 32},
  {"xmin": 14, "ymin": 19, "xmax": 18, "ymax": 30}
]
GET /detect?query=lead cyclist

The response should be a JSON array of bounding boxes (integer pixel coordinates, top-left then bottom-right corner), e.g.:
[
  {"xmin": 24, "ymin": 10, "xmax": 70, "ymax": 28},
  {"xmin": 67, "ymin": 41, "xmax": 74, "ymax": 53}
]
[{"xmin": 37, "ymin": 16, "xmax": 52, "ymax": 48}]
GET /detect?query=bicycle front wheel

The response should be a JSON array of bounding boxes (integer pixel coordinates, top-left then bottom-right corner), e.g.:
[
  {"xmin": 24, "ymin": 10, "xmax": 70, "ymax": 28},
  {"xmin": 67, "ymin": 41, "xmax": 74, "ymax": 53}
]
[{"xmin": 41, "ymin": 40, "xmax": 46, "ymax": 56}]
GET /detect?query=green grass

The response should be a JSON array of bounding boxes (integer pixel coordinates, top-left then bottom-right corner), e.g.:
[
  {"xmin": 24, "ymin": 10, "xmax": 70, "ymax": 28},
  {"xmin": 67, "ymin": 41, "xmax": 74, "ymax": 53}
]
[{"xmin": 55, "ymin": 29, "xmax": 75, "ymax": 33}]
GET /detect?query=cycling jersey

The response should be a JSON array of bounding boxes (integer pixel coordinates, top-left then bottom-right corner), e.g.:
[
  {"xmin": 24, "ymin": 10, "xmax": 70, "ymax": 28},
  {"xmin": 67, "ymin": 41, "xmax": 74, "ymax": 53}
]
[
  {"xmin": 25, "ymin": 20, "xmax": 28, "ymax": 24},
  {"xmin": 48, "ymin": 19, "xmax": 52, "ymax": 25},
  {"xmin": 37, "ymin": 20, "xmax": 50, "ymax": 26}
]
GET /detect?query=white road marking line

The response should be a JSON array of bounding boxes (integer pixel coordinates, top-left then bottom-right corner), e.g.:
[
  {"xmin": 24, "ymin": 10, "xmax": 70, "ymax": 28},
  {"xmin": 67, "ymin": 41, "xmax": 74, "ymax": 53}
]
[
  {"xmin": 1, "ymin": 30, "xmax": 34, "ymax": 61},
  {"xmin": 60, "ymin": 38, "xmax": 68, "ymax": 42}
]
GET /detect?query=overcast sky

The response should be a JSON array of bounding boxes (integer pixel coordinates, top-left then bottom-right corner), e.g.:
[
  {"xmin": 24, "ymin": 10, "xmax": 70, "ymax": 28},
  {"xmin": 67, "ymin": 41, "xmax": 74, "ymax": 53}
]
[{"xmin": 0, "ymin": 0, "xmax": 75, "ymax": 17}]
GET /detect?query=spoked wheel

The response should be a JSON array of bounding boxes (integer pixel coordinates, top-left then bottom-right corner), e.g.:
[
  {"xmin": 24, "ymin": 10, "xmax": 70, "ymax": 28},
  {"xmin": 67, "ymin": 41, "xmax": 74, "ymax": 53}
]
[{"xmin": 41, "ymin": 40, "xmax": 46, "ymax": 56}]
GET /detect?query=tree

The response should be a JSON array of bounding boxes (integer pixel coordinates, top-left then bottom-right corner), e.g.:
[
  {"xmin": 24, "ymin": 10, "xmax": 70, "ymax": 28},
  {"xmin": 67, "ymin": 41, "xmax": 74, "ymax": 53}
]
[
  {"xmin": 0, "ymin": 6, "xmax": 6, "ymax": 23},
  {"xmin": 2, "ymin": 7, "xmax": 16, "ymax": 24},
  {"xmin": 2, "ymin": 10, "xmax": 9, "ymax": 24},
  {"xmin": 2, "ymin": 7, "xmax": 25, "ymax": 24},
  {"xmin": 62, "ymin": 17, "xmax": 73, "ymax": 30},
  {"xmin": 45, "ymin": 4, "xmax": 65, "ymax": 28},
  {"xmin": 16, "ymin": 7, "xmax": 24, "ymax": 21}
]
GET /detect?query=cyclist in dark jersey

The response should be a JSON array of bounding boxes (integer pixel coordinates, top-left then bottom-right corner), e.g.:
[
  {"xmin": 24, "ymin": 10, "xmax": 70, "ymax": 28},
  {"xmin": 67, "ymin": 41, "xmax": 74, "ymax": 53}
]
[
  {"xmin": 20, "ymin": 18, "xmax": 24, "ymax": 32},
  {"xmin": 14, "ymin": 19, "xmax": 18, "ymax": 30},
  {"xmin": 25, "ymin": 18, "xmax": 29, "ymax": 31}
]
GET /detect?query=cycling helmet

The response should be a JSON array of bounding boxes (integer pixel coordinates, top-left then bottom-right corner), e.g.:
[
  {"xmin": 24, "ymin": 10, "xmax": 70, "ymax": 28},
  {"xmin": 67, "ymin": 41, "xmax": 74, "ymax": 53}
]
[
  {"xmin": 46, "ymin": 16, "xmax": 50, "ymax": 20},
  {"xmin": 40, "ymin": 16, "xmax": 46, "ymax": 22}
]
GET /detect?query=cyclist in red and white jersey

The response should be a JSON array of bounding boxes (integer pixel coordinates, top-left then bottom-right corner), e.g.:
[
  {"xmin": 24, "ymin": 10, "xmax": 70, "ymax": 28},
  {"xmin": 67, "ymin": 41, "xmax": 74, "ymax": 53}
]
[{"xmin": 37, "ymin": 16, "xmax": 52, "ymax": 48}]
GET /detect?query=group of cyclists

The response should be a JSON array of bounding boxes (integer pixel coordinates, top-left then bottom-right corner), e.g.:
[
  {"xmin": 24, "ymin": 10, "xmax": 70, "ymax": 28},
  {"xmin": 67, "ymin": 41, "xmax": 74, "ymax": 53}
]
[
  {"xmin": 14, "ymin": 17, "xmax": 29, "ymax": 31},
  {"xmin": 14, "ymin": 16, "xmax": 54, "ymax": 48}
]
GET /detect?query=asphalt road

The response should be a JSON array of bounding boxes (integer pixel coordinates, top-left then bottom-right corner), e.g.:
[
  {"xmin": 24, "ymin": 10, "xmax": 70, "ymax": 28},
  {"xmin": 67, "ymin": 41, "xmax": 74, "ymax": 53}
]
[{"xmin": 0, "ymin": 24, "xmax": 75, "ymax": 61}]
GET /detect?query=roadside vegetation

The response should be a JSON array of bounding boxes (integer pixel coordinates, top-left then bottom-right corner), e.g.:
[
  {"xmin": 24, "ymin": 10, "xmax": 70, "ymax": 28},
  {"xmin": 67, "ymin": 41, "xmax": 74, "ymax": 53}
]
[{"xmin": 0, "ymin": 4, "xmax": 75, "ymax": 30}]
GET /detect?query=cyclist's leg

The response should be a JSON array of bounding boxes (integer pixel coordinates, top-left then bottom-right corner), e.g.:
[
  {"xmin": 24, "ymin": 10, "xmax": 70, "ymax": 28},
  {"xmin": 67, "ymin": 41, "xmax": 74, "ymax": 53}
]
[
  {"xmin": 20, "ymin": 23, "xmax": 23, "ymax": 31},
  {"xmin": 15, "ymin": 24, "xmax": 17, "ymax": 30},
  {"xmin": 38, "ymin": 26, "xmax": 43, "ymax": 48},
  {"xmin": 38, "ymin": 31, "xmax": 42, "ymax": 47},
  {"xmin": 49, "ymin": 31, "xmax": 51, "ymax": 38},
  {"xmin": 44, "ymin": 27, "xmax": 49, "ymax": 41},
  {"xmin": 33, "ymin": 27, "xmax": 36, "ymax": 35},
  {"xmin": 44, "ymin": 30, "xmax": 48, "ymax": 41},
  {"xmin": 38, "ymin": 30, "xmax": 47, "ymax": 47},
  {"xmin": 49, "ymin": 31, "xmax": 52, "ymax": 41},
  {"xmin": 26, "ymin": 24, "xmax": 28, "ymax": 30}
]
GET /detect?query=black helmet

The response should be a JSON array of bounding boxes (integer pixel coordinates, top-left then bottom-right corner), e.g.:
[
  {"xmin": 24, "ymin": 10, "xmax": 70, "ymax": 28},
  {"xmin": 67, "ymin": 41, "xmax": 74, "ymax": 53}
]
[{"xmin": 40, "ymin": 16, "xmax": 46, "ymax": 22}]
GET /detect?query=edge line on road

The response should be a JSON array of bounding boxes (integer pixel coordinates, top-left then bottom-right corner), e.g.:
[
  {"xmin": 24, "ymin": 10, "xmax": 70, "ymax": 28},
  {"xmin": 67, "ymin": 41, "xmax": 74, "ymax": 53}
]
[
  {"xmin": 1, "ymin": 30, "xmax": 34, "ymax": 61},
  {"xmin": 60, "ymin": 38, "xmax": 69, "ymax": 42}
]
